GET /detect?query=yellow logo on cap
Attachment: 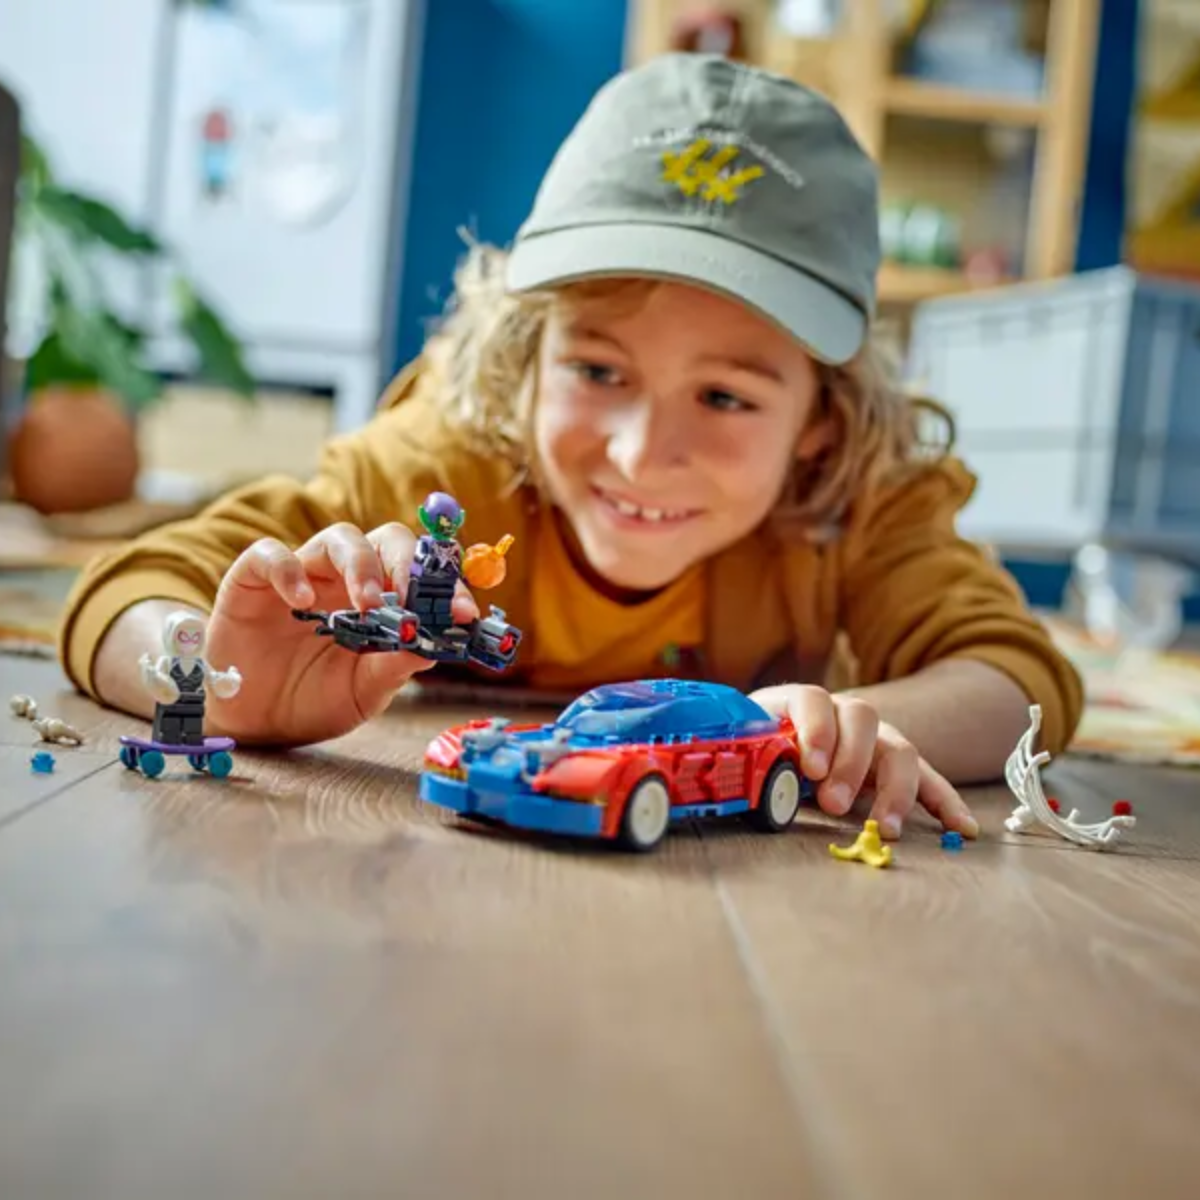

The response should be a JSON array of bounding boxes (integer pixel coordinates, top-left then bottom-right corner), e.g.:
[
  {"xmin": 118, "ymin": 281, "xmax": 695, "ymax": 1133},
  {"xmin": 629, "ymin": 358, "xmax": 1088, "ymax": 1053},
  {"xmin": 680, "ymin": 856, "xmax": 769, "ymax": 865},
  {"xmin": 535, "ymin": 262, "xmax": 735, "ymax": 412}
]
[{"xmin": 661, "ymin": 138, "xmax": 764, "ymax": 204}]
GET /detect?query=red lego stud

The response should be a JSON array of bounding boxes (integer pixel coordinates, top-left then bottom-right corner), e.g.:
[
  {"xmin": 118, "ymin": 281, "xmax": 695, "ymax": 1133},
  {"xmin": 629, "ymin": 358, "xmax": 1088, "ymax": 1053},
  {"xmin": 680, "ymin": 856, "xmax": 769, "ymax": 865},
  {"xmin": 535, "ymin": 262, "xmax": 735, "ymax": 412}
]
[
  {"xmin": 1047, "ymin": 796, "xmax": 1060, "ymax": 813},
  {"xmin": 1112, "ymin": 800, "xmax": 1133, "ymax": 817}
]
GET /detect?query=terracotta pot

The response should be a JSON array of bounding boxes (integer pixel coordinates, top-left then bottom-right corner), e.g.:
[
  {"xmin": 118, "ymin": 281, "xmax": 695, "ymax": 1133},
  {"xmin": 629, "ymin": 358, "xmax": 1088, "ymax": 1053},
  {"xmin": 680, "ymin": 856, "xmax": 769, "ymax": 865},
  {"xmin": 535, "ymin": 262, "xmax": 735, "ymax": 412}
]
[{"xmin": 7, "ymin": 386, "xmax": 139, "ymax": 514}]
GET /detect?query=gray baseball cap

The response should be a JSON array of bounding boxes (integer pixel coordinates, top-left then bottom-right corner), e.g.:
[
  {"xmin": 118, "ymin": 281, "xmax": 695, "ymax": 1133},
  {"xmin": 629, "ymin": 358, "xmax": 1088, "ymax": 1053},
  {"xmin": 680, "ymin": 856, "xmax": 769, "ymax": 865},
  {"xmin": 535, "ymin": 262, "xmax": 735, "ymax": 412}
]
[{"xmin": 505, "ymin": 53, "xmax": 880, "ymax": 364}]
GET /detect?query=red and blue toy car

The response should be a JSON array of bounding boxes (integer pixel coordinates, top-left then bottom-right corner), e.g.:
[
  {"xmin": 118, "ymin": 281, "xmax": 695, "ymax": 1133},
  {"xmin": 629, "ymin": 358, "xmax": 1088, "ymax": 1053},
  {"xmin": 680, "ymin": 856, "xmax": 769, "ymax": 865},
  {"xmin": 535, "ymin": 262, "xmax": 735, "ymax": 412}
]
[{"xmin": 418, "ymin": 678, "xmax": 809, "ymax": 851}]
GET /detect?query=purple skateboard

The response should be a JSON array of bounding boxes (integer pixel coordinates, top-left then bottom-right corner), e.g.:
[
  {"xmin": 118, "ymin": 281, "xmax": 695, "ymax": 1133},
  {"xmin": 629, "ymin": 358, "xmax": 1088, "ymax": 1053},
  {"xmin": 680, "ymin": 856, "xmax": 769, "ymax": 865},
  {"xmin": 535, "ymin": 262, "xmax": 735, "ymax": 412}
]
[{"xmin": 119, "ymin": 734, "xmax": 236, "ymax": 779}]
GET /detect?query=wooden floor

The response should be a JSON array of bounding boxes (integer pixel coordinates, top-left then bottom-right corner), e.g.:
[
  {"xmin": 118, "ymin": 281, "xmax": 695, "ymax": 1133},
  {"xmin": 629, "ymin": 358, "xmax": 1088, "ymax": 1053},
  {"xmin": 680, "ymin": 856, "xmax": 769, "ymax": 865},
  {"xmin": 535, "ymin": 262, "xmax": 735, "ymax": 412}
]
[{"xmin": 1, "ymin": 654, "xmax": 1198, "ymax": 1199}]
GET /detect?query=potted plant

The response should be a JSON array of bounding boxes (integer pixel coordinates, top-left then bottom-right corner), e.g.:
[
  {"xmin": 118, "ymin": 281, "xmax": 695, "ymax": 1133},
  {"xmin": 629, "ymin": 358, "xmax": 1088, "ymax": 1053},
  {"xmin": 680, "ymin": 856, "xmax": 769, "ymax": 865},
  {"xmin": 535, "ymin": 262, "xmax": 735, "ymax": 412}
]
[{"xmin": 4, "ymin": 130, "xmax": 254, "ymax": 514}]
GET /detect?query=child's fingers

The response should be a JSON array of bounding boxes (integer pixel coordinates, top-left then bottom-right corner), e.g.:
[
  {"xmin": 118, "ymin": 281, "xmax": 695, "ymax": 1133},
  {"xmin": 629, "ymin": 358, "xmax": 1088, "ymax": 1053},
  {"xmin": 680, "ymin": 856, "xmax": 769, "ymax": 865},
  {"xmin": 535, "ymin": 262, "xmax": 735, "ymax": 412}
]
[
  {"xmin": 776, "ymin": 685, "xmax": 839, "ymax": 780},
  {"xmin": 452, "ymin": 579, "xmax": 480, "ymax": 623},
  {"xmin": 219, "ymin": 536, "xmax": 313, "ymax": 611},
  {"xmin": 365, "ymin": 522, "xmax": 418, "ymax": 593},
  {"xmin": 914, "ymin": 760, "xmax": 979, "ymax": 840},
  {"xmin": 296, "ymin": 523, "xmax": 386, "ymax": 611},
  {"xmin": 865, "ymin": 724, "xmax": 921, "ymax": 838},
  {"xmin": 817, "ymin": 696, "xmax": 879, "ymax": 816},
  {"xmin": 355, "ymin": 644, "xmax": 436, "ymax": 718}
]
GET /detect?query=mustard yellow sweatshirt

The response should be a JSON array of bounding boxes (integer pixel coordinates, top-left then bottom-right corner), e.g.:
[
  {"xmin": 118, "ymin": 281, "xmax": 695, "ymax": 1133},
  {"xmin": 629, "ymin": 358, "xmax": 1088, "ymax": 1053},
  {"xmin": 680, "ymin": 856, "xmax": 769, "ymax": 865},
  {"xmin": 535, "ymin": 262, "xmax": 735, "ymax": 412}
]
[{"xmin": 57, "ymin": 360, "xmax": 1083, "ymax": 753}]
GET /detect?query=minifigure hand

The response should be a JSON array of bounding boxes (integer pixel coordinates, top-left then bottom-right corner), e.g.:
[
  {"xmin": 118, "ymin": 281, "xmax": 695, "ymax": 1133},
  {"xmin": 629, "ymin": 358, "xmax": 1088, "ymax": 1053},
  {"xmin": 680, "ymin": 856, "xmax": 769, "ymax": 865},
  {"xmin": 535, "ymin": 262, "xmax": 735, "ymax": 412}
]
[
  {"xmin": 139, "ymin": 654, "xmax": 179, "ymax": 705},
  {"xmin": 210, "ymin": 664, "xmax": 242, "ymax": 700},
  {"xmin": 747, "ymin": 684, "xmax": 978, "ymax": 841}
]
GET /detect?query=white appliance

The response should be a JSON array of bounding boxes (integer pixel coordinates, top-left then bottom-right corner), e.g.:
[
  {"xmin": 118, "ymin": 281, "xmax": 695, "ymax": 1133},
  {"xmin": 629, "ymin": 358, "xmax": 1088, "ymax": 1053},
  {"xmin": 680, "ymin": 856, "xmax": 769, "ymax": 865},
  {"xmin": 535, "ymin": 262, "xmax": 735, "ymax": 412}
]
[{"xmin": 0, "ymin": 0, "xmax": 425, "ymax": 432}]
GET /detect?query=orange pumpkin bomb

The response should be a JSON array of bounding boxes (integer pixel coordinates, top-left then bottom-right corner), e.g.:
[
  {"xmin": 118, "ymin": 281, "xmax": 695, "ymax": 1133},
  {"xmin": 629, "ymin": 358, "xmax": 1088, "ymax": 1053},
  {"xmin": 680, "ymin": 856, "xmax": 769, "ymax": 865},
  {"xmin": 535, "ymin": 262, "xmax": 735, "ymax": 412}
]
[{"xmin": 462, "ymin": 533, "xmax": 514, "ymax": 590}]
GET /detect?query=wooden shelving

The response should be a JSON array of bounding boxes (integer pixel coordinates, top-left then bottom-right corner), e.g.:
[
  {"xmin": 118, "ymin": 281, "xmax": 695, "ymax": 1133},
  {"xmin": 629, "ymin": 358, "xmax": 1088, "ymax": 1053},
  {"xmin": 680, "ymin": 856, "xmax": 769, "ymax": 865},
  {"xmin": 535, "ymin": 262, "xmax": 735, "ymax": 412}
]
[
  {"xmin": 877, "ymin": 262, "xmax": 1013, "ymax": 305},
  {"xmin": 625, "ymin": 0, "xmax": 1102, "ymax": 308},
  {"xmin": 882, "ymin": 77, "xmax": 1046, "ymax": 128}
]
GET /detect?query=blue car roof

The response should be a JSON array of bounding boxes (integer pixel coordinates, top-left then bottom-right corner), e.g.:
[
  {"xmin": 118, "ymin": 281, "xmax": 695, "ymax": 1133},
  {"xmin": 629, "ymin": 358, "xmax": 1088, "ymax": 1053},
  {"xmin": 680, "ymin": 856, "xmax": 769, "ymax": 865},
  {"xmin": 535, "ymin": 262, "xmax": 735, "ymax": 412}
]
[{"xmin": 554, "ymin": 678, "xmax": 778, "ymax": 742}]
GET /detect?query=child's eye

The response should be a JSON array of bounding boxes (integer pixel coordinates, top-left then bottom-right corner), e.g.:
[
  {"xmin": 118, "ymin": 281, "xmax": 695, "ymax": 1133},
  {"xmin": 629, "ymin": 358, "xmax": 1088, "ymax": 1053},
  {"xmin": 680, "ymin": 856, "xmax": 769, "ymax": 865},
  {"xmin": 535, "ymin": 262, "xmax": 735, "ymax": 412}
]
[
  {"xmin": 569, "ymin": 360, "xmax": 623, "ymax": 386},
  {"xmin": 701, "ymin": 388, "xmax": 756, "ymax": 413}
]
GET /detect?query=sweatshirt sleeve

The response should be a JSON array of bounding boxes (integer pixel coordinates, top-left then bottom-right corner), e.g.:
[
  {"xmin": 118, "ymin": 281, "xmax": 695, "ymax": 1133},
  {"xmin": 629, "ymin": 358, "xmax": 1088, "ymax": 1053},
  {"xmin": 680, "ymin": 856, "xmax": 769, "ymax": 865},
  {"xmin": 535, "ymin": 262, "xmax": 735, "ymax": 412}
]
[
  {"xmin": 57, "ymin": 370, "xmax": 458, "ymax": 699},
  {"xmin": 835, "ymin": 455, "xmax": 1084, "ymax": 755}
]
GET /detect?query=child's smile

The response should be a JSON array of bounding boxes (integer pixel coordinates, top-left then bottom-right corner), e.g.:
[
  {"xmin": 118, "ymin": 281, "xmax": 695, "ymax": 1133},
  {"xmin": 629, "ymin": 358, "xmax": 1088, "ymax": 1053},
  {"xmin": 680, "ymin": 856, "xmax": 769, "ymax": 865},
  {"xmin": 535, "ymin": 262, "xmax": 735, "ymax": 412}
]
[{"xmin": 589, "ymin": 483, "xmax": 704, "ymax": 530}]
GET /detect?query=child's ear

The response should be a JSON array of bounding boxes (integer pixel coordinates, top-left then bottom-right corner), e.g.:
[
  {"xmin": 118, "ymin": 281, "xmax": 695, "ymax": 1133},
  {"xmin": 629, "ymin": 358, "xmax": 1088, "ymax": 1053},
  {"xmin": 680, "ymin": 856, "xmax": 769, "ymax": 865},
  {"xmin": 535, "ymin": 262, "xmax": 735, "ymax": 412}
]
[{"xmin": 794, "ymin": 416, "xmax": 836, "ymax": 463}]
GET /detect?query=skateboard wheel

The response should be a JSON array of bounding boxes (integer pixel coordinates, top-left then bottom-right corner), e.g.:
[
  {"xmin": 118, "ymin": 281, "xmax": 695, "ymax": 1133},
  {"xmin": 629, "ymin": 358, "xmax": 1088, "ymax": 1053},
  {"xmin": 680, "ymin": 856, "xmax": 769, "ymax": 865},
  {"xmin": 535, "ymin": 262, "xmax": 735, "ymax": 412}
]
[
  {"xmin": 208, "ymin": 751, "xmax": 233, "ymax": 779},
  {"xmin": 140, "ymin": 749, "xmax": 165, "ymax": 778},
  {"xmin": 119, "ymin": 746, "xmax": 137, "ymax": 769},
  {"xmin": 187, "ymin": 754, "xmax": 206, "ymax": 772}
]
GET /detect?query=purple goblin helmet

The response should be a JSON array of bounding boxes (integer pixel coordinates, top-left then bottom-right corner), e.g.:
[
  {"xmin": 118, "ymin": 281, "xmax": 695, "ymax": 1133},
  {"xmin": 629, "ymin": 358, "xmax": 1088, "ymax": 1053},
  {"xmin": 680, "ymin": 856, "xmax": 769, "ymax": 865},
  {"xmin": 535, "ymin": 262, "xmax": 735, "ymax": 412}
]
[{"xmin": 419, "ymin": 491, "xmax": 465, "ymax": 536}]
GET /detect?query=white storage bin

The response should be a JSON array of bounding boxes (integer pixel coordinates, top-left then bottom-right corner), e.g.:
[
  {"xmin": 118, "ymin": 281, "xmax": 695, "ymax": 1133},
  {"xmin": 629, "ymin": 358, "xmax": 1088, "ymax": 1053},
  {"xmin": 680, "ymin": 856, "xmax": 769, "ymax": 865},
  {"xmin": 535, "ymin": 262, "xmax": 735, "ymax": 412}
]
[{"xmin": 905, "ymin": 266, "xmax": 1200, "ymax": 560}]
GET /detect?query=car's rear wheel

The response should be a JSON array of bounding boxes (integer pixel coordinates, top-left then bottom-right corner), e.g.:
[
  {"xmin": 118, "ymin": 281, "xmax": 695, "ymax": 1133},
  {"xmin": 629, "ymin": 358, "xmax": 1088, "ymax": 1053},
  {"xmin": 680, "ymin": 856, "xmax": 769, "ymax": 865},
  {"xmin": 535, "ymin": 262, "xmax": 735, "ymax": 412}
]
[
  {"xmin": 750, "ymin": 758, "xmax": 802, "ymax": 832},
  {"xmin": 618, "ymin": 774, "xmax": 671, "ymax": 852}
]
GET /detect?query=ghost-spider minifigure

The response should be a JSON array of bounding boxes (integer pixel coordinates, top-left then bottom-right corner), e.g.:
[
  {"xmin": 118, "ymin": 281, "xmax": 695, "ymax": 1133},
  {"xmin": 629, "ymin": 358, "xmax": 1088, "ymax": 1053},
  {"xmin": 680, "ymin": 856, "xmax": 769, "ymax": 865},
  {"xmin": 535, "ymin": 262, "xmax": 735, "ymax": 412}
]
[{"xmin": 120, "ymin": 612, "xmax": 242, "ymax": 779}]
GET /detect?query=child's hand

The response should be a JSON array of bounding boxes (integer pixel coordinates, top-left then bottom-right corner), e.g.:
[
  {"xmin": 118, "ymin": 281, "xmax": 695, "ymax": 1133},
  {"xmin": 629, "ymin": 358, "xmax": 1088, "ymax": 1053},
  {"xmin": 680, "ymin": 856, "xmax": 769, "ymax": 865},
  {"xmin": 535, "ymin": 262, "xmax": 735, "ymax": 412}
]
[
  {"xmin": 748, "ymin": 684, "xmax": 979, "ymax": 840},
  {"xmin": 199, "ymin": 522, "xmax": 480, "ymax": 744}
]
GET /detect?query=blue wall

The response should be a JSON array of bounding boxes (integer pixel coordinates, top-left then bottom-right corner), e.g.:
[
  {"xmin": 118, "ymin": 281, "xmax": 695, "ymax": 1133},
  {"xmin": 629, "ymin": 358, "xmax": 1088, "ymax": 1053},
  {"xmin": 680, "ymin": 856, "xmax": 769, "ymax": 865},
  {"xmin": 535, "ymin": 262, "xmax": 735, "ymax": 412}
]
[
  {"xmin": 390, "ymin": 0, "xmax": 628, "ymax": 374},
  {"xmin": 1075, "ymin": 0, "xmax": 1140, "ymax": 272}
]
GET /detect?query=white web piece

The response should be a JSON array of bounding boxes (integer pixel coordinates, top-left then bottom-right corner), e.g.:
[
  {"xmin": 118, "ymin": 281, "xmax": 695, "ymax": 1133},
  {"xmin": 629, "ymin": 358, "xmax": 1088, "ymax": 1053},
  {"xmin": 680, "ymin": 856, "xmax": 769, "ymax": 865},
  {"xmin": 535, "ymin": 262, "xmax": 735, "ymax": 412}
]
[{"xmin": 1004, "ymin": 705, "xmax": 1136, "ymax": 850}]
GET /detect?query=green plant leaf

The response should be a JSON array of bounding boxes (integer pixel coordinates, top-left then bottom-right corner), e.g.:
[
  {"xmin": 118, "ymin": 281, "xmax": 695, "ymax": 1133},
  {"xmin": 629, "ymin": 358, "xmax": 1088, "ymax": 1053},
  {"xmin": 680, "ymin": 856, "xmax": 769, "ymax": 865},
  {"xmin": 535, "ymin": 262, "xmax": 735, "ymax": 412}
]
[
  {"xmin": 35, "ymin": 186, "xmax": 161, "ymax": 254},
  {"xmin": 18, "ymin": 133, "xmax": 52, "ymax": 193},
  {"xmin": 24, "ymin": 330, "xmax": 103, "ymax": 392},
  {"xmin": 54, "ymin": 298, "xmax": 163, "ymax": 412},
  {"xmin": 173, "ymin": 279, "xmax": 257, "ymax": 399},
  {"xmin": 15, "ymin": 131, "xmax": 253, "ymax": 413}
]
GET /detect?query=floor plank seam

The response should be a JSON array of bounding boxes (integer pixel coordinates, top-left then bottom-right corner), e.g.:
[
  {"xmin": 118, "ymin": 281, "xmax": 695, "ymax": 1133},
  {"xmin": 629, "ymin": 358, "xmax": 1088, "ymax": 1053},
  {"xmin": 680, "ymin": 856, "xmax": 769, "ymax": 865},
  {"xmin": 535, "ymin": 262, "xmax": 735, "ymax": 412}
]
[
  {"xmin": 699, "ymin": 833, "xmax": 867, "ymax": 1200},
  {"xmin": 0, "ymin": 759, "xmax": 117, "ymax": 833}
]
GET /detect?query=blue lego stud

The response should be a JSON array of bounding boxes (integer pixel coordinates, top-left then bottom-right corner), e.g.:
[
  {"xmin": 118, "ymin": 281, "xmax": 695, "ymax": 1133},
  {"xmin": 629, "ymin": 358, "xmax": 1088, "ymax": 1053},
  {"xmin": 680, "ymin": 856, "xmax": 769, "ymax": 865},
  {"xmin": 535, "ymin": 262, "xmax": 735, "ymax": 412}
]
[
  {"xmin": 940, "ymin": 830, "xmax": 964, "ymax": 851},
  {"xmin": 30, "ymin": 750, "xmax": 55, "ymax": 774}
]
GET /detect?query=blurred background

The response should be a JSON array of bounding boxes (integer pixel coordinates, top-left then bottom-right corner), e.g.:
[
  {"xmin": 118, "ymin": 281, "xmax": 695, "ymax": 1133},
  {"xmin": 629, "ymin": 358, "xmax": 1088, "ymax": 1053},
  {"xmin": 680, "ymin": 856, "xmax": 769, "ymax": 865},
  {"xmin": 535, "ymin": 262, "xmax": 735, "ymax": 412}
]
[{"xmin": 2, "ymin": 0, "xmax": 1199, "ymax": 759}]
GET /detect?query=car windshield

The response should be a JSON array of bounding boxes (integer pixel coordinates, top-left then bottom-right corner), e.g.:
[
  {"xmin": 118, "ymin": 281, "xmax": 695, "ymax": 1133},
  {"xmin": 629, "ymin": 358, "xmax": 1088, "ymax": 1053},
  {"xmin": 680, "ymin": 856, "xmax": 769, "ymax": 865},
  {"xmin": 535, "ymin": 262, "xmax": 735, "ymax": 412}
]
[
  {"xmin": 559, "ymin": 704, "xmax": 670, "ymax": 739},
  {"xmin": 555, "ymin": 685, "xmax": 669, "ymax": 739}
]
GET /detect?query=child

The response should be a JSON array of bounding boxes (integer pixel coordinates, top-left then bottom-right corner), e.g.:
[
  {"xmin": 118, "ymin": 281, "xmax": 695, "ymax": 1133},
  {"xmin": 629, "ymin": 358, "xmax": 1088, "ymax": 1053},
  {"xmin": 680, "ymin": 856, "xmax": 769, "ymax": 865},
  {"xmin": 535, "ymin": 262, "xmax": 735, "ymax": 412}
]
[{"xmin": 58, "ymin": 53, "xmax": 1082, "ymax": 841}]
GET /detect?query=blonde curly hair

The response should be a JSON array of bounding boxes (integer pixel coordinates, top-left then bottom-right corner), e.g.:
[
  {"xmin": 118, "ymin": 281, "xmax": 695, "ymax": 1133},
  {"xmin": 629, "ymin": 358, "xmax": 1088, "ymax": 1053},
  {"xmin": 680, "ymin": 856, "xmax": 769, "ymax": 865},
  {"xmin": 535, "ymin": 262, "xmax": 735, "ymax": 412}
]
[{"xmin": 413, "ymin": 240, "xmax": 955, "ymax": 532}]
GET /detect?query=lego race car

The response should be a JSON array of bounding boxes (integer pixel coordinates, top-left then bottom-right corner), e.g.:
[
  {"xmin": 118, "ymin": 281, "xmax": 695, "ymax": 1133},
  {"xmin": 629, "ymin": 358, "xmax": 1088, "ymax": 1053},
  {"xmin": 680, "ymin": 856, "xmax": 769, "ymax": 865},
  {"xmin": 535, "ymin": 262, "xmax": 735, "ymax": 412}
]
[
  {"xmin": 292, "ymin": 593, "xmax": 522, "ymax": 672},
  {"xmin": 418, "ymin": 678, "xmax": 810, "ymax": 852}
]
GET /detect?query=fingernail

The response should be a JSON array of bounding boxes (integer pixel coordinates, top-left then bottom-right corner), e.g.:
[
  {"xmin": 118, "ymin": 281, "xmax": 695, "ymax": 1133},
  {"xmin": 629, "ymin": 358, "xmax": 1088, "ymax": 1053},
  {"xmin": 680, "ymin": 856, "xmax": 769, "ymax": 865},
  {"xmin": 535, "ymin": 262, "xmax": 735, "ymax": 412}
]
[
  {"xmin": 806, "ymin": 749, "xmax": 828, "ymax": 777},
  {"xmin": 362, "ymin": 581, "xmax": 383, "ymax": 609},
  {"xmin": 825, "ymin": 782, "xmax": 852, "ymax": 813},
  {"xmin": 963, "ymin": 815, "xmax": 980, "ymax": 839},
  {"xmin": 881, "ymin": 814, "xmax": 902, "ymax": 839}
]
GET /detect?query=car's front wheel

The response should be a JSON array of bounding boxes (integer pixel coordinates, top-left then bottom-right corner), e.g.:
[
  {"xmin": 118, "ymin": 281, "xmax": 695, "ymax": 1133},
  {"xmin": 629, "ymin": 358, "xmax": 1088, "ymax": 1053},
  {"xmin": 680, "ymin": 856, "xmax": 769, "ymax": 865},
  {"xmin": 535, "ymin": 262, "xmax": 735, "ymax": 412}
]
[
  {"xmin": 750, "ymin": 758, "xmax": 802, "ymax": 833},
  {"xmin": 618, "ymin": 774, "xmax": 672, "ymax": 852}
]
